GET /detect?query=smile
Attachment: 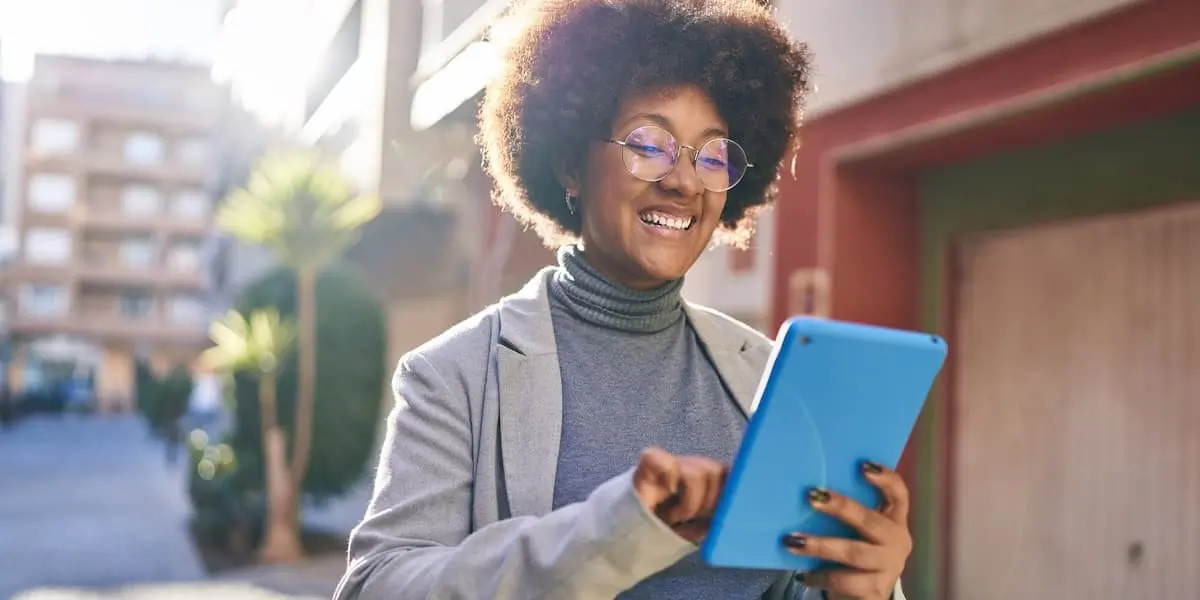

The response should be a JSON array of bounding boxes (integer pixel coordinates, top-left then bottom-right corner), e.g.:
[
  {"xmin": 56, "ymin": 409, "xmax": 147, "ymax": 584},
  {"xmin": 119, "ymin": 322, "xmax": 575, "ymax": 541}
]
[{"xmin": 639, "ymin": 210, "xmax": 695, "ymax": 231}]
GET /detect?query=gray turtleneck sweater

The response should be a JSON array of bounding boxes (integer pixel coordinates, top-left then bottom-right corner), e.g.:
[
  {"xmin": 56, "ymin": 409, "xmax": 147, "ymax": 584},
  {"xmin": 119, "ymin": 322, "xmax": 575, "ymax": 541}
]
[{"xmin": 548, "ymin": 246, "xmax": 780, "ymax": 600}]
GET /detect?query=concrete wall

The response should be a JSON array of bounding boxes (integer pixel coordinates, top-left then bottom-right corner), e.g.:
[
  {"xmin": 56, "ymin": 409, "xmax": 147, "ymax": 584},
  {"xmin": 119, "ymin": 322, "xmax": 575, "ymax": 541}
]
[{"xmin": 777, "ymin": 0, "xmax": 1143, "ymax": 115}]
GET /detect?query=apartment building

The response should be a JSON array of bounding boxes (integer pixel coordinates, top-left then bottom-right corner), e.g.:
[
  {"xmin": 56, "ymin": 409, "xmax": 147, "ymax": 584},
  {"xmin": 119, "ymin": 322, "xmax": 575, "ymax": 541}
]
[{"xmin": 5, "ymin": 55, "xmax": 224, "ymax": 412}]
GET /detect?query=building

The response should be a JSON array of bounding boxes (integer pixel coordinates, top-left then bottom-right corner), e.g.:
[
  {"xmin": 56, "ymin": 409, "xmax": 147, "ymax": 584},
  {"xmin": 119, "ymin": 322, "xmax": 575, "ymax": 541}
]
[
  {"xmin": 770, "ymin": 0, "xmax": 1200, "ymax": 598},
  {"xmin": 4, "ymin": 55, "xmax": 226, "ymax": 412}
]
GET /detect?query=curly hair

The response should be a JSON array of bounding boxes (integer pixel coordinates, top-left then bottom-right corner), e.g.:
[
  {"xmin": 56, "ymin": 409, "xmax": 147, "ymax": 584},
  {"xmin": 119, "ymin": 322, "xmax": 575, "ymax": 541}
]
[{"xmin": 477, "ymin": 0, "xmax": 813, "ymax": 248}]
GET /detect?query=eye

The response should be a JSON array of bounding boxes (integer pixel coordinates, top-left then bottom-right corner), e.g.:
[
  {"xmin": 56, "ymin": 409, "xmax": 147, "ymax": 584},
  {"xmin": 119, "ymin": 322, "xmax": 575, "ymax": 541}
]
[
  {"xmin": 697, "ymin": 156, "xmax": 728, "ymax": 170},
  {"xmin": 628, "ymin": 143, "xmax": 668, "ymax": 158}
]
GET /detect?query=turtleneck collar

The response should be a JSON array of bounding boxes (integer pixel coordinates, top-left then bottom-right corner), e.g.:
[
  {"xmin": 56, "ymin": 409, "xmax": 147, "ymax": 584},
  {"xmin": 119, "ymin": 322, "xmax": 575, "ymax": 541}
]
[{"xmin": 549, "ymin": 245, "xmax": 684, "ymax": 334}]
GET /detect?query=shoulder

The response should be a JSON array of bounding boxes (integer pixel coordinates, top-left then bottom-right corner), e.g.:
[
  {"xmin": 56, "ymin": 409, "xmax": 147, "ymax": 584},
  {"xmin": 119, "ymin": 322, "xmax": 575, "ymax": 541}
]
[{"xmin": 394, "ymin": 305, "xmax": 499, "ymax": 392}]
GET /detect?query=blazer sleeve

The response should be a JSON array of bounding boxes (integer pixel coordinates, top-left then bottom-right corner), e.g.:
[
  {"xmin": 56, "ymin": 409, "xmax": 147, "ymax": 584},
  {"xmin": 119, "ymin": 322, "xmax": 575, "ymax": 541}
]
[{"xmin": 333, "ymin": 351, "xmax": 696, "ymax": 600}]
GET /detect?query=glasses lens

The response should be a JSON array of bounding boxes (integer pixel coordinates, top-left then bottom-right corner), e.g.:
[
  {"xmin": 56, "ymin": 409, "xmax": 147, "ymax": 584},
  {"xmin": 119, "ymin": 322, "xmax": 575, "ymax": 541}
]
[
  {"xmin": 620, "ymin": 126, "xmax": 677, "ymax": 182},
  {"xmin": 696, "ymin": 138, "xmax": 749, "ymax": 192}
]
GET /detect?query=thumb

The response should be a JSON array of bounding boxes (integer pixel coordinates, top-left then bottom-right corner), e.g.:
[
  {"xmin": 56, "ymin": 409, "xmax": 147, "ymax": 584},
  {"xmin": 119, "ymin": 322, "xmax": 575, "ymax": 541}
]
[{"xmin": 633, "ymin": 447, "xmax": 679, "ymax": 510}]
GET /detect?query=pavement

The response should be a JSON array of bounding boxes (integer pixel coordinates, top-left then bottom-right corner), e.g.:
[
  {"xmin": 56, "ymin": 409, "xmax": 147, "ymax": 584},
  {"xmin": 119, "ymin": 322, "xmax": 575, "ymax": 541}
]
[
  {"xmin": 0, "ymin": 413, "xmax": 356, "ymax": 600},
  {"xmin": 0, "ymin": 414, "xmax": 206, "ymax": 599}
]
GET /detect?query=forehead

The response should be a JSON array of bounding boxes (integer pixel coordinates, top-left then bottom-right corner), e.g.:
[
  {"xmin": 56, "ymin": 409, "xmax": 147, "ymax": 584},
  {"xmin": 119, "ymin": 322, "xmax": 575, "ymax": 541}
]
[{"xmin": 612, "ymin": 85, "xmax": 728, "ymax": 140}]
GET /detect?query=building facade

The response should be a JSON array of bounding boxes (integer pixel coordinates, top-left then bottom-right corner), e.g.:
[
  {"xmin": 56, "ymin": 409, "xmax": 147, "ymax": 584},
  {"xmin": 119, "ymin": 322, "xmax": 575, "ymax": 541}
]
[
  {"xmin": 4, "ymin": 55, "xmax": 225, "ymax": 412},
  {"xmin": 770, "ymin": 0, "xmax": 1200, "ymax": 597}
]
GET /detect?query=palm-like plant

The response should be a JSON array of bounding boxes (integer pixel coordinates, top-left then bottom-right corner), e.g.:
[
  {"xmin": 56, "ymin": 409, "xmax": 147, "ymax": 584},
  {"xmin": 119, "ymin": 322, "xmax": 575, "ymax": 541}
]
[
  {"xmin": 217, "ymin": 151, "xmax": 381, "ymax": 561},
  {"xmin": 201, "ymin": 309, "xmax": 299, "ymax": 562}
]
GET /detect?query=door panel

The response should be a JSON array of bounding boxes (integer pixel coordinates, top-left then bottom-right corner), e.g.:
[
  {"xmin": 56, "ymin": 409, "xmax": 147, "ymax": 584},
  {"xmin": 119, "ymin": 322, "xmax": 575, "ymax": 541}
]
[{"xmin": 951, "ymin": 202, "xmax": 1200, "ymax": 599}]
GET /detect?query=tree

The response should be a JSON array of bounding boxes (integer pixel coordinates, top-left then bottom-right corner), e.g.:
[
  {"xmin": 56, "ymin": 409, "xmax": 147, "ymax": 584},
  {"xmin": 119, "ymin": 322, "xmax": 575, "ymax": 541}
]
[
  {"xmin": 216, "ymin": 151, "xmax": 381, "ymax": 562},
  {"xmin": 201, "ymin": 309, "xmax": 298, "ymax": 563}
]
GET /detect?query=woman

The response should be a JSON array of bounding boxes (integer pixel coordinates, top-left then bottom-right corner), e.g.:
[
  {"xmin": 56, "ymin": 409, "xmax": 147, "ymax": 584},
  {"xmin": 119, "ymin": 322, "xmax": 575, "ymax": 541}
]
[{"xmin": 335, "ymin": 1, "xmax": 912, "ymax": 598}]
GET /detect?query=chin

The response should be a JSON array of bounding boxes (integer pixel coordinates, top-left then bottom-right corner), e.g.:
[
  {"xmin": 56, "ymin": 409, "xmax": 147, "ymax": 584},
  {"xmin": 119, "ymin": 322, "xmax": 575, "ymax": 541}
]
[{"xmin": 632, "ymin": 246, "xmax": 701, "ymax": 283}]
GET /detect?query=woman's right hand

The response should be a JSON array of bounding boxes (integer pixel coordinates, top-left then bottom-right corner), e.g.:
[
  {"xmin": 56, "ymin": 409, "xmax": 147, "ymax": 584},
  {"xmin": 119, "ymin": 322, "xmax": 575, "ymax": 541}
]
[{"xmin": 632, "ymin": 447, "xmax": 729, "ymax": 544}]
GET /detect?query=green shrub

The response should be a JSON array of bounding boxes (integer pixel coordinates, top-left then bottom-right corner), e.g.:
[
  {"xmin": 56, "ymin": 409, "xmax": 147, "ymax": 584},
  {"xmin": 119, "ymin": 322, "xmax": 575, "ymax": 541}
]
[{"xmin": 188, "ymin": 262, "xmax": 386, "ymax": 548}]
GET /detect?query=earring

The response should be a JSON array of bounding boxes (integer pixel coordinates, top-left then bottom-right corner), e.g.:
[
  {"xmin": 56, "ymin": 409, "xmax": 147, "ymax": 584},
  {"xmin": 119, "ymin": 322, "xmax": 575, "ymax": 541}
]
[{"xmin": 565, "ymin": 191, "xmax": 577, "ymax": 215}]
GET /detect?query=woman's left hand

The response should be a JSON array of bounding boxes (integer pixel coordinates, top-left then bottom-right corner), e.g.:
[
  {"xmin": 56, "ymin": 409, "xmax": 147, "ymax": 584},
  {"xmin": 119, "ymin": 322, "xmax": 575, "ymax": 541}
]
[{"xmin": 782, "ymin": 461, "xmax": 912, "ymax": 600}]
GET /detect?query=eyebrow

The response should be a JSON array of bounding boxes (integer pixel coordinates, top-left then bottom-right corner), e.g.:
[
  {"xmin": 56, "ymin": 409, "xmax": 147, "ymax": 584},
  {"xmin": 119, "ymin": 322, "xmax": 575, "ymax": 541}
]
[{"xmin": 618, "ymin": 112, "xmax": 729, "ymax": 141}]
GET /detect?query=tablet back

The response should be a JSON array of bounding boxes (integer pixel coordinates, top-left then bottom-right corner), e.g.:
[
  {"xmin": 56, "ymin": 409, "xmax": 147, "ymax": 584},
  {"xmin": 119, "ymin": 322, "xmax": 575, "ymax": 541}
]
[{"xmin": 702, "ymin": 317, "xmax": 947, "ymax": 572}]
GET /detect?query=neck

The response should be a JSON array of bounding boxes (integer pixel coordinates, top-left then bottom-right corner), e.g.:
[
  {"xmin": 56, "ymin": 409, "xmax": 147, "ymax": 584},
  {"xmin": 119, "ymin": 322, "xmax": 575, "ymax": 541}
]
[{"xmin": 549, "ymin": 245, "xmax": 684, "ymax": 334}]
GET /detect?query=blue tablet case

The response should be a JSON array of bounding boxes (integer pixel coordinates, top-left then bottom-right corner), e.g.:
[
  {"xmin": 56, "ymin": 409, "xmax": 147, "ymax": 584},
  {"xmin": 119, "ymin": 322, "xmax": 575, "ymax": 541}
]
[{"xmin": 702, "ymin": 317, "xmax": 948, "ymax": 572}]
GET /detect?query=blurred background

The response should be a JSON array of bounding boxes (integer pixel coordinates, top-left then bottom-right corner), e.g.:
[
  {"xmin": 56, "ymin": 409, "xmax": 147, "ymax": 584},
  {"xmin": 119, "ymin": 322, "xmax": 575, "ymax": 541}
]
[{"xmin": 0, "ymin": 0, "xmax": 1196, "ymax": 598}]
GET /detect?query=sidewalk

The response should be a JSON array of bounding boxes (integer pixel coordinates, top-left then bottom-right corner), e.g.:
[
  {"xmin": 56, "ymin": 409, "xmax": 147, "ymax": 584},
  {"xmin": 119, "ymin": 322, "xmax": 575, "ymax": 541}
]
[{"xmin": 13, "ymin": 555, "xmax": 347, "ymax": 600}]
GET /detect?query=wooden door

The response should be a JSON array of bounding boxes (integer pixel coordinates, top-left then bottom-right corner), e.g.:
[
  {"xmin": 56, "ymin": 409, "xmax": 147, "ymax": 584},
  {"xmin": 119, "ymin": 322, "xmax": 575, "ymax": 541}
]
[{"xmin": 951, "ymin": 202, "xmax": 1200, "ymax": 599}]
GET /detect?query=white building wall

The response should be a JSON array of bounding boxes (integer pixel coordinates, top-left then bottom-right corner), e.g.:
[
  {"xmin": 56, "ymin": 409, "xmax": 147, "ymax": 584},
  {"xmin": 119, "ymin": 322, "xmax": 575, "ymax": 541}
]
[{"xmin": 776, "ymin": 0, "xmax": 1143, "ymax": 116}]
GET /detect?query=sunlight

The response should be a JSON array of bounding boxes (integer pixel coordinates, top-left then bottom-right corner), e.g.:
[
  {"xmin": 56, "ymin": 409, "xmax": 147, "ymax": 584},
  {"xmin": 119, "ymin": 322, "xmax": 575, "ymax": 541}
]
[{"xmin": 211, "ymin": 0, "xmax": 319, "ymax": 127}]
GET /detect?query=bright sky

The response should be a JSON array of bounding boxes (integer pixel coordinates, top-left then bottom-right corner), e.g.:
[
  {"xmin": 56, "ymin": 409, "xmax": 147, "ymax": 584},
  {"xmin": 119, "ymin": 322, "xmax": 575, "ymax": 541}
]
[{"xmin": 0, "ymin": 0, "xmax": 223, "ymax": 80}]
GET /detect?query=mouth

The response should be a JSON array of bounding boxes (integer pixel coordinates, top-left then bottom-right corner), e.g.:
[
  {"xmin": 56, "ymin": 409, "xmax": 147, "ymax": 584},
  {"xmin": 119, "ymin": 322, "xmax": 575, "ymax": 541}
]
[{"xmin": 638, "ymin": 210, "xmax": 696, "ymax": 232}]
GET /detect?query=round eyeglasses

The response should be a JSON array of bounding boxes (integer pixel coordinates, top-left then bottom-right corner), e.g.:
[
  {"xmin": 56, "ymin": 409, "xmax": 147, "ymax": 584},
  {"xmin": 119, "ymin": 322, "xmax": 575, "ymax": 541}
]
[{"xmin": 605, "ymin": 125, "xmax": 753, "ymax": 193}]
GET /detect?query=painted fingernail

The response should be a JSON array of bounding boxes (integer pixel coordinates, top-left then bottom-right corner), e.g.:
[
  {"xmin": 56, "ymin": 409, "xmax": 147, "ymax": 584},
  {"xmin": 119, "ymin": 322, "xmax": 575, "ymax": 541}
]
[
  {"xmin": 792, "ymin": 572, "xmax": 806, "ymax": 583},
  {"xmin": 808, "ymin": 488, "xmax": 831, "ymax": 505},
  {"xmin": 781, "ymin": 533, "xmax": 807, "ymax": 549},
  {"xmin": 862, "ymin": 460, "xmax": 884, "ymax": 474}
]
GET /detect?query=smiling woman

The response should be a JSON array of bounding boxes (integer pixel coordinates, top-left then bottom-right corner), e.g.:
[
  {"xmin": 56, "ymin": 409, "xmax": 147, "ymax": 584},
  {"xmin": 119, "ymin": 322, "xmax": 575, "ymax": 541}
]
[{"xmin": 338, "ymin": 1, "xmax": 910, "ymax": 600}]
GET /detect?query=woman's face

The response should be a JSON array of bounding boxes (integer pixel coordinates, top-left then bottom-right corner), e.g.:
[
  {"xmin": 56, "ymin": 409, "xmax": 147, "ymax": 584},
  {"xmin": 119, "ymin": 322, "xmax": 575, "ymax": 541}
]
[{"xmin": 569, "ymin": 85, "xmax": 731, "ymax": 290}]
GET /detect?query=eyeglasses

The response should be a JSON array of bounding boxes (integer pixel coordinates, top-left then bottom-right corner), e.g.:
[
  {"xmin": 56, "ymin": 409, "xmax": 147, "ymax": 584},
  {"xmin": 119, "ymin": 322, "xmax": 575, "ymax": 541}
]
[{"xmin": 604, "ymin": 125, "xmax": 753, "ymax": 193}]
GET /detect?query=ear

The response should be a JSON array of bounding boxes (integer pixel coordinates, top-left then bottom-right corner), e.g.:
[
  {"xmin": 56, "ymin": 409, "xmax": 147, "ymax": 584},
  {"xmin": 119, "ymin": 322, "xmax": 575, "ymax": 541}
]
[{"xmin": 554, "ymin": 153, "xmax": 581, "ymax": 196}]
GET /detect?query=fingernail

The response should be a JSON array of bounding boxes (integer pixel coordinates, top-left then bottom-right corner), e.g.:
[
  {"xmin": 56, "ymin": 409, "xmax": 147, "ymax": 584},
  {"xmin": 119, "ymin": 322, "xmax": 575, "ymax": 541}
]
[
  {"xmin": 792, "ymin": 572, "xmax": 806, "ymax": 583},
  {"xmin": 808, "ymin": 488, "xmax": 830, "ymax": 505},
  {"xmin": 862, "ymin": 460, "xmax": 884, "ymax": 474},
  {"xmin": 781, "ymin": 533, "xmax": 807, "ymax": 549}
]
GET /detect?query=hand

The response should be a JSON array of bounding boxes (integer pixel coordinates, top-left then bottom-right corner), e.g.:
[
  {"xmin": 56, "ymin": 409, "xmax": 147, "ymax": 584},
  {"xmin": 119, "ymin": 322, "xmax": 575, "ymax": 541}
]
[
  {"xmin": 783, "ymin": 461, "xmax": 912, "ymax": 600},
  {"xmin": 632, "ymin": 447, "xmax": 728, "ymax": 544}
]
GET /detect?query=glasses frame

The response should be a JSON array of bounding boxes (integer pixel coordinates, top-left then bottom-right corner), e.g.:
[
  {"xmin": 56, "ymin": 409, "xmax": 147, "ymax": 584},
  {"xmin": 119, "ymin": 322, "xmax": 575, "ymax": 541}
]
[{"xmin": 603, "ymin": 125, "xmax": 754, "ymax": 193}]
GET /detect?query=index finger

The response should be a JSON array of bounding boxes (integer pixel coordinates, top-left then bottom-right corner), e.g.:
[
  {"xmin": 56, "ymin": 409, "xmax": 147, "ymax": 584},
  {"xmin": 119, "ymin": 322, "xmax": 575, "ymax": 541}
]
[{"xmin": 863, "ymin": 461, "xmax": 910, "ymax": 523}]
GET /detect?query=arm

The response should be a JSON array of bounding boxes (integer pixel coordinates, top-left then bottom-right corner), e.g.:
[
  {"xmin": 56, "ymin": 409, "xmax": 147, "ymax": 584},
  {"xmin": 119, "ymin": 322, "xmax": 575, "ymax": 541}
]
[{"xmin": 334, "ymin": 352, "xmax": 695, "ymax": 600}]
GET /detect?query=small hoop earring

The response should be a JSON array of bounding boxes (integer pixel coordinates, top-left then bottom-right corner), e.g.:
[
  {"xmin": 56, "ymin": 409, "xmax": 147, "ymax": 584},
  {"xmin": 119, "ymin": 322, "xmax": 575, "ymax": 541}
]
[{"xmin": 565, "ymin": 191, "xmax": 577, "ymax": 215}]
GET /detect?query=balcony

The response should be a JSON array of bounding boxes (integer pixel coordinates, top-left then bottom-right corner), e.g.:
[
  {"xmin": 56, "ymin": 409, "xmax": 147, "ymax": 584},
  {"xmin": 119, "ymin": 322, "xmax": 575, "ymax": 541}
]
[
  {"xmin": 9, "ymin": 312, "xmax": 209, "ymax": 344},
  {"xmin": 26, "ymin": 151, "xmax": 215, "ymax": 187},
  {"xmin": 28, "ymin": 95, "xmax": 219, "ymax": 134},
  {"xmin": 75, "ymin": 259, "xmax": 207, "ymax": 291},
  {"xmin": 71, "ymin": 205, "xmax": 213, "ymax": 237}
]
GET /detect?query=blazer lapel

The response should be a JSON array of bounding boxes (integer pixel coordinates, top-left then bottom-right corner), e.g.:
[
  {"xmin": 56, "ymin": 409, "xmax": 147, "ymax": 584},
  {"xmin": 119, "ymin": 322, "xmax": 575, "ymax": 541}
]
[
  {"xmin": 495, "ymin": 269, "xmax": 563, "ymax": 517},
  {"xmin": 684, "ymin": 304, "xmax": 772, "ymax": 417}
]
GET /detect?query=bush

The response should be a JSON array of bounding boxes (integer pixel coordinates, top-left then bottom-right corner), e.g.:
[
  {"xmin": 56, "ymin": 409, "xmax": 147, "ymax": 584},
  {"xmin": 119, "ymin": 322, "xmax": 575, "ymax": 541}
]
[{"xmin": 188, "ymin": 263, "xmax": 386, "ymax": 550}]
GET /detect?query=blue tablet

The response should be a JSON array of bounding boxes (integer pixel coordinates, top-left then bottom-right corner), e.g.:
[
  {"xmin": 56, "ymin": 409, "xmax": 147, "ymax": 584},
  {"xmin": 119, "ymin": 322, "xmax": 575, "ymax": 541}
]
[{"xmin": 702, "ymin": 317, "xmax": 948, "ymax": 572}]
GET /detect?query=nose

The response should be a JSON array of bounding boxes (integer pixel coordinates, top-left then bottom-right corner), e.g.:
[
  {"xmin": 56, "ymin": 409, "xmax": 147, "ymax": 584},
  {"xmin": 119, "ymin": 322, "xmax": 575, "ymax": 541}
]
[{"xmin": 658, "ymin": 146, "xmax": 705, "ymax": 198}]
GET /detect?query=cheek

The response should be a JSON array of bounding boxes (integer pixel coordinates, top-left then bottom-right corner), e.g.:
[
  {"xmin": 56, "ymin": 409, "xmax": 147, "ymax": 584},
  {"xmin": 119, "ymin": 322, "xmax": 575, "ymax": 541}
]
[{"xmin": 701, "ymin": 193, "xmax": 729, "ymax": 229}]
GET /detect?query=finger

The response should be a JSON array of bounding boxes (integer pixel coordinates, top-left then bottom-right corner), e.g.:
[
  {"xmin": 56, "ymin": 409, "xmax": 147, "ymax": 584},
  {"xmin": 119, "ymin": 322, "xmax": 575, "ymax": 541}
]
[
  {"xmin": 807, "ymin": 488, "xmax": 898, "ymax": 545},
  {"xmin": 801, "ymin": 569, "xmax": 893, "ymax": 599},
  {"xmin": 862, "ymin": 461, "xmax": 910, "ymax": 523},
  {"xmin": 781, "ymin": 534, "xmax": 889, "ymax": 571},
  {"xmin": 635, "ymin": 447, "xmax": 679, "ymax": 509},
  {"xmin": 700, "ymin": 463, "xmax": 728, "ymax": 516}
]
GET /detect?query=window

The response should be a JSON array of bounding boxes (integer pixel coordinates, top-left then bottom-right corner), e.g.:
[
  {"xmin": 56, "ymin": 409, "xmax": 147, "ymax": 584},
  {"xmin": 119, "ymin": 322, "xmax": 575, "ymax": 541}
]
[
  {"xmin": 123, "ymin": 132, "xmax": 164, "ymax": 165},
  {"xmin": 30, "ymin": 119, "xmax": 80, "ymax": 154},
  {"xmin": 118, "ymin": 293, "xmax": 154, "ymax": 318},
  {"xmin": 177, "ymin": 138, "xmax": 210, "ymax": 165},
  {"xmin": 168, "ymin": 295, "xmax": 207, "ymax": 324},
  {"xmin": 121, "ymin": 185, "xmax": 164, "ymax": 216},
  {"xmin": 119, "ymin": 237, "xmax": 156, "ymax": 267},
  {"xmin": 24, "ymin": 228, "xmax": 72, "ymax": 264},
  {"xmin": 27, "ymin": 173, "xmax": 76, "ymax": 213},
  {"xmin": 172, "ymin": 189, "xmax": 209, "ymax": 218},
  {"xmin": 167, "ymin": 243, "xmax": 201, "ymax": 272},
  {"xmin": 19, "ymin": 284, "xmax": 68, "ymax": 317}
]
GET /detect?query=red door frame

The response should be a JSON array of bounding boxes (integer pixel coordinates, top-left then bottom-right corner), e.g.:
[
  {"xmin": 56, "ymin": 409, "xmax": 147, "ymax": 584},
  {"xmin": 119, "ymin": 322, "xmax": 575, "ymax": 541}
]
[{"xmin": 770, "ymin": 1, "xmax": 1200, "ymax": 597}]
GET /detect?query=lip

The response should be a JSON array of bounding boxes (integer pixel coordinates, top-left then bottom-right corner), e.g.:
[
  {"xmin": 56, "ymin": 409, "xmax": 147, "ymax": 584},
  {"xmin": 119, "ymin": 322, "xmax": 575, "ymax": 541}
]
[{"xmin": 638, "ymin": 204, "xmax": 698, "ymax": 220}]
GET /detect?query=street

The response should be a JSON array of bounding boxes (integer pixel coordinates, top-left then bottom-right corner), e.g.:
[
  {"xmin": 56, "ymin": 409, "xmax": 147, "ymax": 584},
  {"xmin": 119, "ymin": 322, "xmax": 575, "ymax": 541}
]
[{"xmin": 0, "ymin": 414, "xmax": 205, "ymax": 599}]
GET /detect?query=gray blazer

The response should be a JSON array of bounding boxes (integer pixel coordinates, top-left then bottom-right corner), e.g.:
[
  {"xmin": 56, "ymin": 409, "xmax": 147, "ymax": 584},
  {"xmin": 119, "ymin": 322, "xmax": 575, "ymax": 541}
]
[{"xmin": 334, "ymin": 269, "xmax": 906, "ymax": 600}]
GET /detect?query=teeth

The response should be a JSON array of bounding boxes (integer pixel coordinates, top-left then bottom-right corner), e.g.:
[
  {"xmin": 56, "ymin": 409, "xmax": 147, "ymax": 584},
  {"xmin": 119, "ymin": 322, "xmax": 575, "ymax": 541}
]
[{"xmin": 639, "ymin": 211, "xmax": 693, "ymax": 231}]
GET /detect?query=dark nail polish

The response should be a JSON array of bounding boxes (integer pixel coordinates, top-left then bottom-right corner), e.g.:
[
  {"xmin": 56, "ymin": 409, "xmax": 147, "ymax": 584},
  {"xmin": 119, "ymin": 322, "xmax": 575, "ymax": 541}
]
[
  {"xmin": 808, "ymin": 488, "xmax": 831, "ymax": 505},
  {"xmin": 792, "ymin": 572, "xmax": 806, "ymax": 583},
  {"xmin": 862, "ymin": 461, "xmax": 884, "ymax": 474},
  {"xmin": 782, "ymin": 533, "xmax": 807, "ymax": 549}
]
